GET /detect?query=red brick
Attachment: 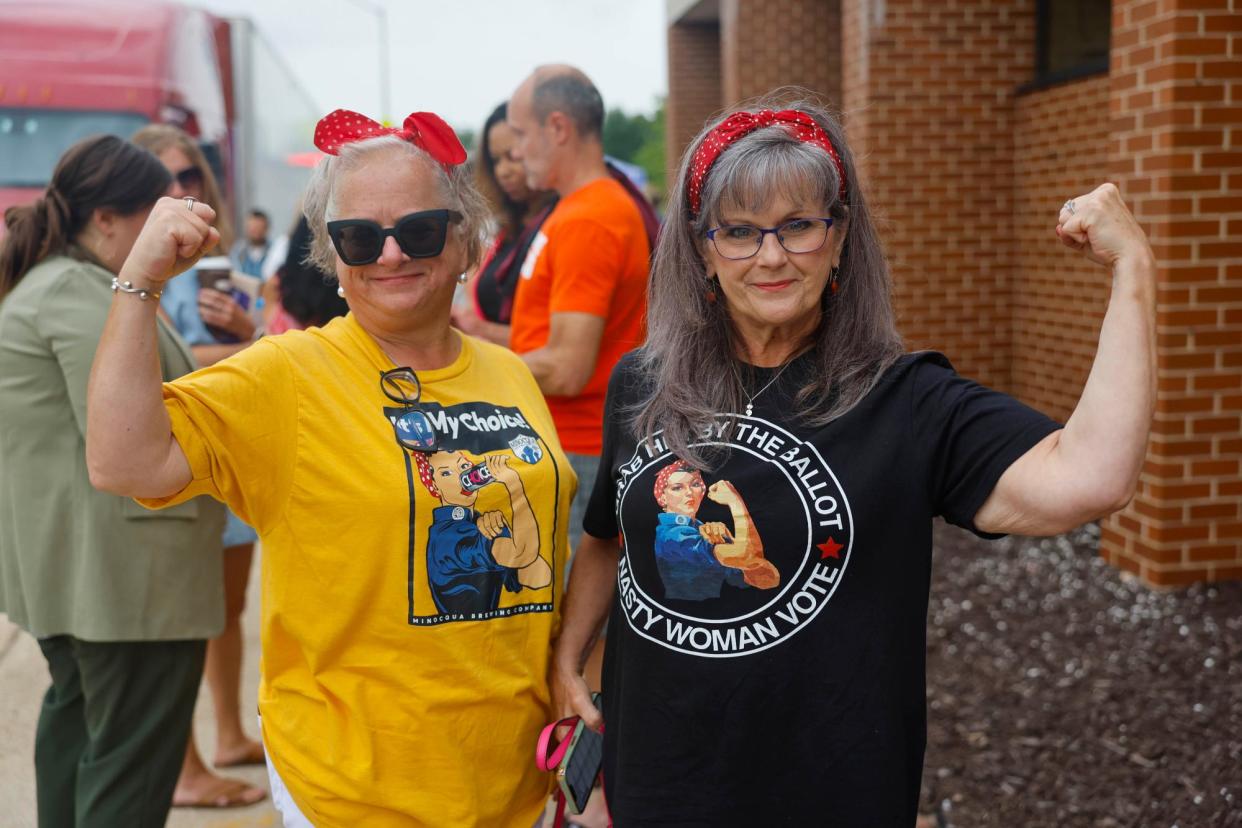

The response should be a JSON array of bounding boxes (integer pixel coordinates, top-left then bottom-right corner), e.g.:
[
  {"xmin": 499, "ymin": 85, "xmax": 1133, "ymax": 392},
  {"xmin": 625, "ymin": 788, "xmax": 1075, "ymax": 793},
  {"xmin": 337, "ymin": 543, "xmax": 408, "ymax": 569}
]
[
  {"xmin": 1188, "ymin": 544, "xmax": 1240, "ymax": 562},
  {"xmin": 1134, "ymin": 498, "xmax": 1185, "ymax": 520},
  {"xmin": 1203, "ymin": 14, "xmax": 1242, "ymax": 33},
  {"xmin": 1114, "ymin": 552, "xmax": 1144, "ymax": 577},
  {"xmin": 1189, "ymin": 502, "xmax": 1240, "ymax": 520},
  {"xmin": 1171, "ymin": 35, "xmax": 1230, "ymax": 56},
  {"xmin": 1202, "ymin": 240, "xmax": 1242, "ymax": 256},
  {"xmin": 1210, "ymin": 565, "xmax": 1242, "ymax": 581},
  {"xmin": 1148, "ymin": 438, "xmax": 1213, "ymax": 457},
  {"xmin": 1191, "ymin": 458, "xmax": 1240, "ymax": 475},
  {"xmin": 1133, "ymin": 539, "xmax": 1187, "ymax": 565},
  {"xmin": 1148, "ymin": 566, "xmax": 1212, "ymax": 587},
  {"xmin": 1191, "ymin": 416, "xmax": 1241, "ymax": 434},
  {"xmin": 1145, "ymin": 522, "xmax": 1212, "ymax": 542},
  {"xmin": 1196, "ymin": 287, "xmax": 1242, "ymax": 305},
  {"xmin": 1201, "ymin": 150, "xmax": 1242, "ymax": 169}
]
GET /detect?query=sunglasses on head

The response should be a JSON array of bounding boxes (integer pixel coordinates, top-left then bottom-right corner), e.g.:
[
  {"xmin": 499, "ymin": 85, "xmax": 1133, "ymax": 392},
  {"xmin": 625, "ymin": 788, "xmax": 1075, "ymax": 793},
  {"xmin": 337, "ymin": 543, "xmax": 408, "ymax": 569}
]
[
  {"xmin": 171, "ymin": 166, "xmax": 203, "ymax": 190},
  {"xmin": 326, "ymin": 209, "xmax": 463, "ymax": 266}
]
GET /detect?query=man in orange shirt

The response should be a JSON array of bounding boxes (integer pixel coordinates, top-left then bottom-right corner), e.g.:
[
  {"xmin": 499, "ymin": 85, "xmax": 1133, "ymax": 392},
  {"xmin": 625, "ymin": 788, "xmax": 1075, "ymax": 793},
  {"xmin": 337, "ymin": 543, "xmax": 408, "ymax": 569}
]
[{"xmin": 507, "ymin": 65, "xmax": 650, "ymax": 548}]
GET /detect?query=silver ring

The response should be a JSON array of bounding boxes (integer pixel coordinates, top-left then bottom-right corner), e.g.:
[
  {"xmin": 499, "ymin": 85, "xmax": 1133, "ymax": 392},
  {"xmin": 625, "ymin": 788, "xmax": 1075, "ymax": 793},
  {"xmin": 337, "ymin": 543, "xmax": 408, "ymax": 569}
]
[
  {"xmin": 1063, "ymin": 199, "xmax": 1075, "ymax": 215},
  {"xmin": 184, "ymin": 196, "xmax": 196, "ymax": 211}
]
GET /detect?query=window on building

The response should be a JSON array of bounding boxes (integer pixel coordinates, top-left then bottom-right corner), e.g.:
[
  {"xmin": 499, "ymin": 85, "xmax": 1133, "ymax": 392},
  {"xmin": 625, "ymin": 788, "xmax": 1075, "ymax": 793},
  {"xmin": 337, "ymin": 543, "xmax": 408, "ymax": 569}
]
[{"xmin": 1035, "ymin": 0, "xmax": 1110, "ymax": 86}]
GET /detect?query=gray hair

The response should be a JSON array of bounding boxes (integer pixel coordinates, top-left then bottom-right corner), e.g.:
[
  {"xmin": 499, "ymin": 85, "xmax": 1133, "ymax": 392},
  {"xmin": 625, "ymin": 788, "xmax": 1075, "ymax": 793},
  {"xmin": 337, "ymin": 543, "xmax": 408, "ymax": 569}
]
[
  {"xmin": 302, "ymin": 134, "xmax": 489, "ymax": 275},
  {"xmin": 531, "ymin": 65, "xmax": 605, "ymax": 139},
  {"xmin": 631, "ymin": 97, "xmax": 904, "ymax": 468}
]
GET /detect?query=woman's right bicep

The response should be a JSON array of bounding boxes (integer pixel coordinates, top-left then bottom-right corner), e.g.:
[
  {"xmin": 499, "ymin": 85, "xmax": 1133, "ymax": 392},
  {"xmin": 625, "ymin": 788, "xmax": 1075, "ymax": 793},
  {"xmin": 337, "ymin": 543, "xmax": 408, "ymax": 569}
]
[{"xmin": 148, "ymin": 430, "xmax": 195, "ymax": 499}]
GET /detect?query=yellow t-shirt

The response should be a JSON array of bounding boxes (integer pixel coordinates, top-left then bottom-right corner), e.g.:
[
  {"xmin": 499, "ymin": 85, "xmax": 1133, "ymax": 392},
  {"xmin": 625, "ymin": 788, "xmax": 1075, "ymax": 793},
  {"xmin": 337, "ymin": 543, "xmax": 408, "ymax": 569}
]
[{"xmin": 139, "ymin": 314, "xmax": 574, "ymax": 827}]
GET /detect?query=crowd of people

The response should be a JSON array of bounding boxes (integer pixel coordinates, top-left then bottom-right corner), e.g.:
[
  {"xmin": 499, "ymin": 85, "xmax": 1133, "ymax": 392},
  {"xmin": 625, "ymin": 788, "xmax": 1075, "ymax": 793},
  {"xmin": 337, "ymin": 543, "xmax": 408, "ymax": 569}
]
[{"xmin": 0, "ymin": 61, "xmax": 1157, "ymax": 828}]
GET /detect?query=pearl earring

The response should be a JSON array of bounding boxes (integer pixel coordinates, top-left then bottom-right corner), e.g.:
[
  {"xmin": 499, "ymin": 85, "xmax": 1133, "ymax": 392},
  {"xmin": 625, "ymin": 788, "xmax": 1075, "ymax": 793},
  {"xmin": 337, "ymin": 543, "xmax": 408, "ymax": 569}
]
[
  {"xmin": 337, "ymin": 285, "xmax": 346, "ymax": 298},
  {"xmin": 458, "ymin": 272, "xmax": 469, "ymax": 285}
]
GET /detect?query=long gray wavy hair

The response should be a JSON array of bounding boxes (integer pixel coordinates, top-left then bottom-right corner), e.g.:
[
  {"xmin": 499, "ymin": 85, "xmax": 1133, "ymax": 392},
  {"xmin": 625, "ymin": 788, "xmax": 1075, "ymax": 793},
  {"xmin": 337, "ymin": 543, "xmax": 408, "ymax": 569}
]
[{"xmin": 630, "ymin": 95, "xmax": 904, "ymax": 468}]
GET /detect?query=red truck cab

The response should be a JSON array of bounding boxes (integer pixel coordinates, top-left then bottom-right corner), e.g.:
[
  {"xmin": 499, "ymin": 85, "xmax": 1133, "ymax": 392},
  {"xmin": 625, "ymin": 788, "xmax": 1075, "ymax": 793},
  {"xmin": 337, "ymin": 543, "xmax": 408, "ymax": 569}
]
[{"xmin": 0, "ymin": 0, "xmax": 230, "ymax": 234}]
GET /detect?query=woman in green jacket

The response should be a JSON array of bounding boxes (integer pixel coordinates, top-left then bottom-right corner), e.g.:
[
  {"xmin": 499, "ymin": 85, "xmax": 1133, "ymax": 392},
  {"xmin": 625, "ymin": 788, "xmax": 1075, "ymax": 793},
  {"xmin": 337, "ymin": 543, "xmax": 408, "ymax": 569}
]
[{"xmin": 0, "ymin": 135, "xmax": 234, "ymax": 826}]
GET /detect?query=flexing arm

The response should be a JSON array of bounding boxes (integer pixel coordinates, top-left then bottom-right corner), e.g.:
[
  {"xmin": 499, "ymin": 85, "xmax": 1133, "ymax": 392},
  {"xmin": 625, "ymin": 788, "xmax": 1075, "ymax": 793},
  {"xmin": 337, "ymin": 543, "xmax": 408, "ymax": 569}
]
[
  {"xmin": 483, "ymin": 455, "xmax": 552, "ymax": 587},
  {"xmin": 975, "ymin": 184, "xmax": 1156, "ymax": 536},
  {"xmin": 705, "ymin": 481, "xmax": 762, "ymax": 565},
  {"xmin": 707, "ymin": 480, "xmax": 780, "ymax": 588},
  {"xmin": 86, "ymin": 198, "xmax": 220, "ymax": 497},
  {"xmin": 520, "ymin": 312, "xmax": 605, "ymax": 397},
  {"xmin": 551, "ymin": 533, "xmax": 619, "ymax": 729}
]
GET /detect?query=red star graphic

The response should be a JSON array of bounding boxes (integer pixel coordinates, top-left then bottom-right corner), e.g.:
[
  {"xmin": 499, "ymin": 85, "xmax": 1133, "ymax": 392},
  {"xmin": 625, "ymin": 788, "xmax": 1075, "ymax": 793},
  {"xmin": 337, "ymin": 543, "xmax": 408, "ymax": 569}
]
[{"xmin": 817, "ymin": 537, "xmax": 843, "ymax": 560}]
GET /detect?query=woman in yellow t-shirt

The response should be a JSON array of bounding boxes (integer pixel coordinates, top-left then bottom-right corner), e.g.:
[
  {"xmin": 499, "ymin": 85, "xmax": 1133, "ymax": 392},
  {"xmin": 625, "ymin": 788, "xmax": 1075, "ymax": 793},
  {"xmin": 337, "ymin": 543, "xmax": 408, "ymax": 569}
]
[{"xmin": 85, "ymin": 110, "xmax": 576, "ymax": 827}]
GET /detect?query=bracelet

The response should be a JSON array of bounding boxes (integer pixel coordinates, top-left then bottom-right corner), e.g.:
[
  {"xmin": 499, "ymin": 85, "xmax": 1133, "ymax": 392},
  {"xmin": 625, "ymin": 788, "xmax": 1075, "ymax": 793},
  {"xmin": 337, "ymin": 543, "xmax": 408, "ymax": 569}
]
[{"xmin": 110, "ymin": 277, "xmax": 162, "ymax": 301}]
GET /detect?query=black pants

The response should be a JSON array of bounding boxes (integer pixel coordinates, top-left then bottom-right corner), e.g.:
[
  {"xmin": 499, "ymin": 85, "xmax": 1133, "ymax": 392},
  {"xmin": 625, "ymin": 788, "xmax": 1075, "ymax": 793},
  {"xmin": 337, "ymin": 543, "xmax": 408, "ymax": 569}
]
[{"xmin": 35, "ymin": 636, "xmax": 206, "ymax": 828}]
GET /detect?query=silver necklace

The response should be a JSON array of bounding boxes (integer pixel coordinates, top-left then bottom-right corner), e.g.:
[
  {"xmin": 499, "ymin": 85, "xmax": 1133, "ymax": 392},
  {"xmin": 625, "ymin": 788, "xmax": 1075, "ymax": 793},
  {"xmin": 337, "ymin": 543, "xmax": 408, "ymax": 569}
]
[{"xmin": 732, "ymin": 358, "xmax": 795, "ymax": 416}]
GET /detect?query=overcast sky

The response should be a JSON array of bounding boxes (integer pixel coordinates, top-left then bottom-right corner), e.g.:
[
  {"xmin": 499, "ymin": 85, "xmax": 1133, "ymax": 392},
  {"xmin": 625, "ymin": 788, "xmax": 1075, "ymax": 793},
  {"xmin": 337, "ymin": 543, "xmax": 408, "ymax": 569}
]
[{"xmin": 195, "ymin": 0, "xmax": 668, "ymax": 133}]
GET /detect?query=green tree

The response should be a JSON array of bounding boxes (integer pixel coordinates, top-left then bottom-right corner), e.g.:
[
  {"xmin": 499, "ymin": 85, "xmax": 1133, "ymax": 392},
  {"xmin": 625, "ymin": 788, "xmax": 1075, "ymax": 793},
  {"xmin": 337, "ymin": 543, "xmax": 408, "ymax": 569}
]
[
  {"xmin": 602, "ymin": 99, "xmax": 666, "ymax": 202},
  {"xmin": 603, "ymin": 108, "xmax": 649, "ymax": 163},
  {"xmin": 633, "ymin": 100, "xmax": 666, "ymax": 198}
]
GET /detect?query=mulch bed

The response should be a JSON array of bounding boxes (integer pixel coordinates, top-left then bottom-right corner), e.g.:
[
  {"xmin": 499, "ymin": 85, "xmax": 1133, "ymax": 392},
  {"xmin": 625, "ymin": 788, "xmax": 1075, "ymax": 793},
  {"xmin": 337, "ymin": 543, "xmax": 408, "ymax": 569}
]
[{"xmin": 920, "ymin": 522, "xmax": 1242, "ymax": 827}]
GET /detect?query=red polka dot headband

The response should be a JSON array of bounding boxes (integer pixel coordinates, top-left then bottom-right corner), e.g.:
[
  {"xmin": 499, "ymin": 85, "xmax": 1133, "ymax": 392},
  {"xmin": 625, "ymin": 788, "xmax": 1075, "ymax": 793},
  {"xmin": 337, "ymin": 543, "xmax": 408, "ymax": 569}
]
[
  {"xmin": 686, "ymin": 109, "xmax": 847, "ymax": 217},
  {"xmin": 313, "ymin": 109, "xmax": 467, "ymax": 168},
  {"xmin": 412, "ymin": 452, "xmax": 441, "ymax": 498}
]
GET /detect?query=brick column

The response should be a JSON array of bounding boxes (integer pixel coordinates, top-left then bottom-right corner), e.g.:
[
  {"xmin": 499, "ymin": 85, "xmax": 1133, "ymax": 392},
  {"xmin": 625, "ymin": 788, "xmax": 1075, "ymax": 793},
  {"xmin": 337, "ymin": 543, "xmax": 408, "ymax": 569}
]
[
  {"xmin": 838, "ymin": 0, "xmax": 1035, "ymax": 391},
  {"xmin": 666, "ymin": 21, "xmax": 723, "ymax": 190},
  {"xmin": 719, "ymin": 0, "xmax": 842, "ymax": 107},
  {"xmin": 1102, "ymin": 0, "xmax": 1242, "ymax": 585}
]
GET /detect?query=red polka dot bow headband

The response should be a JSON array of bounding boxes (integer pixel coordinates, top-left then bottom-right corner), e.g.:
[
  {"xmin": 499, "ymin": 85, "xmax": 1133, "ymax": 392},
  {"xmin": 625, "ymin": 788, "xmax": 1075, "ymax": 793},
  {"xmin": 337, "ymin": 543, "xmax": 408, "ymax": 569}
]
[
  {"xmin": 686, "ymin": 109, "xmax": 847, "ymax": 217},
  {"xmin": 313, "ymin": 109, "xmax": 468, "ymax": 167}
]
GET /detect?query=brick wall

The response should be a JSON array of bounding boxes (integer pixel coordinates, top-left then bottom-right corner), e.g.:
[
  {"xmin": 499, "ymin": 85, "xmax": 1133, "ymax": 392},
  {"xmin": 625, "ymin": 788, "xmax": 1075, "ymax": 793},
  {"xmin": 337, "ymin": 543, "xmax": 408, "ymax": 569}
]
[
  {"xmin": 838, "ymin": 0, "xmax": 1036, "ymax": 392},
  {"xmin": 666, "ymin": 21, "xmax": 723, "ymax": 193},
  {"xmin": 720, "ymin": 0, "xmax": 842, "ymax": 107},
  {"xmin": 667, "ymin": 0, "xmax": 1242, "ymax": 586},
  {"xmin": 1100, "ymin": 0, "xmax": 1242, "ymax": 586},
  {"xmin": 1012, "ymin": 76, "xmax": 1113, "ymax": 421}
]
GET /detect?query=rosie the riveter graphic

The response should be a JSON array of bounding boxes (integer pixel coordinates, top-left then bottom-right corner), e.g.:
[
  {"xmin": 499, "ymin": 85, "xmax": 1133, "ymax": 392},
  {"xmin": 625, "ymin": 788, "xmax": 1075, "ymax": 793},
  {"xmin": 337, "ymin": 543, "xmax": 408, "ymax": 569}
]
[
  {"xmin": 413, "ymin": 450, "xmax": 552, "ymax": 615},
  {"xmin": 652, "ymin": 460, "xmax": 780, "ymax": 601}
]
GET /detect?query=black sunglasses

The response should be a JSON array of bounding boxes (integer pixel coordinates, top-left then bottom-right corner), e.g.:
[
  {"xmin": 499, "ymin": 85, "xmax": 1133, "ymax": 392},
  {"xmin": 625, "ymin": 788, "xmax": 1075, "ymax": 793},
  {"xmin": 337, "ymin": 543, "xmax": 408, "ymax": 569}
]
[
  {"xmin": 171, "ymin": 165, "xmax": 203, "ymax": 190},
  {"xmin": 327, "ymin": 209, "xmax": 463, "ymax": 266}
]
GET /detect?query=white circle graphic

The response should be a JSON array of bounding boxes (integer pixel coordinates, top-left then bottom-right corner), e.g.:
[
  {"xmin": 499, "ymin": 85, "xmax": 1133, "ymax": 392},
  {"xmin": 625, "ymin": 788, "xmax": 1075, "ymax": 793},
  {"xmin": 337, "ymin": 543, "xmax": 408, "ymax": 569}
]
[{"xmin": 614, "ymin": 416, "xmax": 854, "ymax": 658}]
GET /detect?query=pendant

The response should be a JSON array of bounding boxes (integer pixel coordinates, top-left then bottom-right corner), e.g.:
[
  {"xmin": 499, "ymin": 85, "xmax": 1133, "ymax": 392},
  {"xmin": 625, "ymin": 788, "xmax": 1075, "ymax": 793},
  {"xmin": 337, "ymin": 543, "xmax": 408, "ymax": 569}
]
[{"xmin": 744, "ymin": 403, "xmax": 754, "ymax": 416}]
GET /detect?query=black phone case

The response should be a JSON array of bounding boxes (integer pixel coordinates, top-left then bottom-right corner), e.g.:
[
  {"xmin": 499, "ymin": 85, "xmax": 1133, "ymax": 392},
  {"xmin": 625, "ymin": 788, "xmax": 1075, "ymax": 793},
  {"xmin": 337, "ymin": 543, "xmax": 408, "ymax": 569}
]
[{"xmin": 562, "ymin": 694, "xmax": 604, "ymax": 813}]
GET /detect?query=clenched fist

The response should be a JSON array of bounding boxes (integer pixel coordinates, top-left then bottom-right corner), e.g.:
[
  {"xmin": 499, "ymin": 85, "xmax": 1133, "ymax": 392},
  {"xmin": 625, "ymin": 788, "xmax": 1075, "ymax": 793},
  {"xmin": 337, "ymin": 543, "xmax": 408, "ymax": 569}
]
[
  {"xmin": 119, "ymin": 197, "xmax": 220, "ymax": 290},
  {"xmin": 1055, "ymin": 183, "xmax": 1153, "ymax": 270}
]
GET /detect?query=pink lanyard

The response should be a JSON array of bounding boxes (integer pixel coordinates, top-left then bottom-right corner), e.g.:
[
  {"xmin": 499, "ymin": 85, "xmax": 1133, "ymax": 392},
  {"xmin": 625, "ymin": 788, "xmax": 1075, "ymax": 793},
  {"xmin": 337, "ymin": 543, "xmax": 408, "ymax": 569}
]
[{"xmin": 535, "ymin": 716, "xmax": 612, "ymax": 828}]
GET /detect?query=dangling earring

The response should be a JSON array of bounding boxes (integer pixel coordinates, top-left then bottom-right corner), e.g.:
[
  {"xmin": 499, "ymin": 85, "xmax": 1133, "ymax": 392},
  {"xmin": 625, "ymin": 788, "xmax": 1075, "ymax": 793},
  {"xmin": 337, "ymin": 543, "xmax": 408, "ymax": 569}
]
[
  {"xmin": 337, "ymin": 284, "xmax": 346, "ymax": 298},
  {"xmin": 829, "ymin": 267, "xmax": 839, "ymax": 295},
  {"xmin": 705, "ymin": 276, "xmax": 718, "ymax": 304},
  {"xmin": 457, "ymin": 272, "xmax": 469, "ymax": 285}
]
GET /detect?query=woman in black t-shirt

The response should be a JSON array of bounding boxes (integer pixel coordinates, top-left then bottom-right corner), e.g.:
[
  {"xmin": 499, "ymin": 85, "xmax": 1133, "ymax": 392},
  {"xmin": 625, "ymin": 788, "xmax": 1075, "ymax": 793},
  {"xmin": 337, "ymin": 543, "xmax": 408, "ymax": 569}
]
[
  {"xmin": 451, "ymin": 102, "xmax": 556, "ymax": 345},
  {"xmin": 552, "ymin": 97, "xmax": 1157, "ymax": 826}
]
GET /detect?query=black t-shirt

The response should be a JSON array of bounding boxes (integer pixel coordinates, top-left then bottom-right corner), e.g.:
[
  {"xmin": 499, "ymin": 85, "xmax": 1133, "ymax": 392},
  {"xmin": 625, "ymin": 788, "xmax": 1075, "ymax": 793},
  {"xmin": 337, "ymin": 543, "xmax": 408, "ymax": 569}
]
[
  {"xmin": 474, "ymin": 202, "xmax": 556, "ymax": 324},
  {"xmin": 583, "ymin": 350, "xmax": 1062, "ymax": 826}
]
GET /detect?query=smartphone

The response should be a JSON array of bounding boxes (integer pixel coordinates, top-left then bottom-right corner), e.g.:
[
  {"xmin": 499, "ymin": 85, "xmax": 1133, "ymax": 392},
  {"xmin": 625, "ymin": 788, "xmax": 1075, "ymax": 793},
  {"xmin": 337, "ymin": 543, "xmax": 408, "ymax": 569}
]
[{"xmin": 557, "ymin": 693, "xmax": 604, "ymax": 815}]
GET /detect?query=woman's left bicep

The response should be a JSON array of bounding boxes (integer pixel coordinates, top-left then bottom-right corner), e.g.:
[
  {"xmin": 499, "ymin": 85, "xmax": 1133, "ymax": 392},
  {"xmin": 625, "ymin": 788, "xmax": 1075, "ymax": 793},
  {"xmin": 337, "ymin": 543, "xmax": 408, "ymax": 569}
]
[{"xmin": 973, "ymin": 429, "xmax": 1117, "ymax": 536}]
